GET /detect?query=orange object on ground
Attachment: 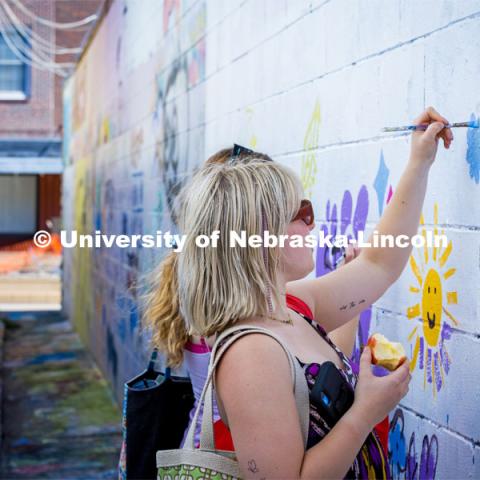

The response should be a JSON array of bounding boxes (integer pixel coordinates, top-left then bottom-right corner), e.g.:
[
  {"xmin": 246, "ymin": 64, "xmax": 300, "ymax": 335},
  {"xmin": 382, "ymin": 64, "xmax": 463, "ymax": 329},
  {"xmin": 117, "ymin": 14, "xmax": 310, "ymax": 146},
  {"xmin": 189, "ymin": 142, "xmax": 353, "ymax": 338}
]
[{"xmin": 0, "ymin": 234, "xmax": 61, "ymax": 274}]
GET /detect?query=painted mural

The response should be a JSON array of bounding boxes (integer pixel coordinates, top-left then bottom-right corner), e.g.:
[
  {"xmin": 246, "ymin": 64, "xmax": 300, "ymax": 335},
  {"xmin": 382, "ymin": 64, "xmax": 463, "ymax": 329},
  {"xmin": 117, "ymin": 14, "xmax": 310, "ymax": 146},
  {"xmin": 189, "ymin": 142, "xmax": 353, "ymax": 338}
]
[
  {"xmin": 62, "ymin": 1, "xmax": 480, "ymax": 477},
  {"xmin": 466, "ymin": 113, "xmax": 480, "ymax": 184},
  {"xmin": 389, "ymin": 409, "xmax": 439, "ymax": 480},
  {"xmin": 62, "ymin": 0, "xmax": 207, "ymax": 399},
  {"xmin": 407, "ymin": 203, "xmax": 458, "ymax": 397},
  {"xmin": 300, "ymin": 100, "xmax": 321, "ymax": 198}
]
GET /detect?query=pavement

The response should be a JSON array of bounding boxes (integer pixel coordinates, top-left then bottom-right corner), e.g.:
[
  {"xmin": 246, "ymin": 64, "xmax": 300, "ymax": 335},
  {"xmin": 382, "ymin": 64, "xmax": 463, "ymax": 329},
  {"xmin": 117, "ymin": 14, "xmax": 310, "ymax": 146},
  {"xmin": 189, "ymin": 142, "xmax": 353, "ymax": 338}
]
[{"xmin": 0, "ymin": 311, "xmax": 122, "ymax": 479}]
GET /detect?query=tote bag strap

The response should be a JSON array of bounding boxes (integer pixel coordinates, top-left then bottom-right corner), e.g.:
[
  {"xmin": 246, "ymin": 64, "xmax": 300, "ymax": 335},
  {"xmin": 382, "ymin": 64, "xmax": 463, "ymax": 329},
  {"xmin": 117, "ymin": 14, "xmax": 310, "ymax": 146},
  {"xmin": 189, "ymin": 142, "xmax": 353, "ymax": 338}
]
[
  {"xmin": 184, "ymin": 325, "xmax": 310, "ymax": 451},
  {"xmin": 202, "ymin": 326, "xmax": 309, "ymax": 449}
]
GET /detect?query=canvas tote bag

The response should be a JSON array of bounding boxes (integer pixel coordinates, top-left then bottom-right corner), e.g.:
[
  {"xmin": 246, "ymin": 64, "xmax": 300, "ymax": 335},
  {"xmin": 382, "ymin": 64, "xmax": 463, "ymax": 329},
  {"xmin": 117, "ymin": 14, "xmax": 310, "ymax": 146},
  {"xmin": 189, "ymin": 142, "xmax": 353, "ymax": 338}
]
[{"xmin": 156, "ymin": 325, "xmax": 310, "ymax": 479}]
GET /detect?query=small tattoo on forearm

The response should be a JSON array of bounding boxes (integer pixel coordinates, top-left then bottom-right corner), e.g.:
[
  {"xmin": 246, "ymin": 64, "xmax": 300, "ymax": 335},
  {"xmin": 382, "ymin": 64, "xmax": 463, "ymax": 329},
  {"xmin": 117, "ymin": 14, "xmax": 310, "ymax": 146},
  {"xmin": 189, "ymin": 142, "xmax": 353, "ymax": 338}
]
[
  {"xmin": 339, "ymin": 299, "xmax": 366, "ymax": 311},
  {"xmin": 248, "ymin": 460, "xmax": 259, "ymax": 473}
]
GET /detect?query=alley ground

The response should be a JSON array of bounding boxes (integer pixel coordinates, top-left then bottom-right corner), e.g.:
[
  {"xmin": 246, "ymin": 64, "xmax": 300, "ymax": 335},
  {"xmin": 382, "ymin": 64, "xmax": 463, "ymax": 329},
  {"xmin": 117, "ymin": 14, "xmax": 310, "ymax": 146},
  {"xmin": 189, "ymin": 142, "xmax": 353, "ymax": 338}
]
[{"xmin": 0, "ymin": 311, "xmax": 122, "ymax": 479}]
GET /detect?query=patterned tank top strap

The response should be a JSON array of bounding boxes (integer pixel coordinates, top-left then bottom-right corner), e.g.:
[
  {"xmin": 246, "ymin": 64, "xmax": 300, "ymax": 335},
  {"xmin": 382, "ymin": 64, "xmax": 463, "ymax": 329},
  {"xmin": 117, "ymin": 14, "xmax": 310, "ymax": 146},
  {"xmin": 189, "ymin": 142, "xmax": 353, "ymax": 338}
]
[
  {"xmin": 286, "ymin": 295, "xmax": 356, "ymax": 384},
  {"xmin": 286, "ymin": 294, "xmax": 330, "ymax": 342}
]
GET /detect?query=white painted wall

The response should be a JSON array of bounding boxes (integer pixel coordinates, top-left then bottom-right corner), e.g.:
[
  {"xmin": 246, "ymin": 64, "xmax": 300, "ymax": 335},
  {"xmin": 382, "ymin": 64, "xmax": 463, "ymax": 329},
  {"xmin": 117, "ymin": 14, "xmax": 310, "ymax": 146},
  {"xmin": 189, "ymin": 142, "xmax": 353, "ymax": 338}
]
[{"xmin": 62, "ymin": 1, "xmax": 480, "ymax": 477}]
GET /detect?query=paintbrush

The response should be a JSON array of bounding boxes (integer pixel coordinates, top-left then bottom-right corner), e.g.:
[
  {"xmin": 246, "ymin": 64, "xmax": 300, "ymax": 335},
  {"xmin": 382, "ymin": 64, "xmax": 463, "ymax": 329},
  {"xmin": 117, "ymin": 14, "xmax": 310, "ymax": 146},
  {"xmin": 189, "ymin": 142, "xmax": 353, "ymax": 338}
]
[
  {"xmin": 334, "ymin": 248, "xmax": 346, "ymax": 268},
  {"xmin": 335, "ymin": 253, "xmax": 346, "ymax": 268},
  {"xmin": 382, "ymin": 119, "xmax": 479, "ymax": 132}
]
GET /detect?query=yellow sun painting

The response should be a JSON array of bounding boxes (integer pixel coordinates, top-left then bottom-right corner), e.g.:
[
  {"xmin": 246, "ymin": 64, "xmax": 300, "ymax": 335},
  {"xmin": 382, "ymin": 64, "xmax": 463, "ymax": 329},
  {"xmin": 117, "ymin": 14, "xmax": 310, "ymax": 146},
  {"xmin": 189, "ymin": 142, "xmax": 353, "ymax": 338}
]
[{"xmin": 406, "ymin": 203, "xmax": 459, "ymax": 397}]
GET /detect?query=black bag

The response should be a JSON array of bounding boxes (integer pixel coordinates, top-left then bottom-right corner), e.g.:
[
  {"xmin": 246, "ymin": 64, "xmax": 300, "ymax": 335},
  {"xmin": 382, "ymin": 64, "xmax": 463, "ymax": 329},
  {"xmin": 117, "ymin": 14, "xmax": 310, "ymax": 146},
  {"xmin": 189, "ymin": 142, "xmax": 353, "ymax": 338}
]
[
  {"xmin": 310, "ymin": 361, "xmax": 354, "ymax": 428},
  {"xmin": 118, "ymin": 350, "xmax": 194, "ymax": 480}
]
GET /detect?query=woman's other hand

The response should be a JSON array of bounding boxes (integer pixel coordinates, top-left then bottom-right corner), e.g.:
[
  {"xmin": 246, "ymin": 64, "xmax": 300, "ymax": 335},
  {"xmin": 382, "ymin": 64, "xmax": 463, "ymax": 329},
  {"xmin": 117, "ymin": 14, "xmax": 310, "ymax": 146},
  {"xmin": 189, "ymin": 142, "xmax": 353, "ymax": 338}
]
[
  {"xmin": 410, "ymin": 106, "xmax": 454, "ymax": 168},
  {"xmin": 343, "ymin": 245, "xmax": 361, "ymax": 266},
  {"xmin": 335, "ymin": 244, "xmax": 361, "ymax": 268},
  {"xmin": 350, "ymin": 346, "xmax": 411, "ymax": 430}
]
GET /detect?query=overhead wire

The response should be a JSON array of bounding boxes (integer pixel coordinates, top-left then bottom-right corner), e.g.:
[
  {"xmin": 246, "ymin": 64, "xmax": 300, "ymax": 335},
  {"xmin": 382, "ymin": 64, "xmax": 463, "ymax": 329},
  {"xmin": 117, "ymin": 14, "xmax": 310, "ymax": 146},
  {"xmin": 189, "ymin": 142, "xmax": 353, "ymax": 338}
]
[
  {"xmin": 0, "ymin": 0, "xmax": 101, "ymax": 77},
  {"xmin": 0, "ymin": 9, "xmax": 70, "ymax": 76},
  {"xmin": 11, "ymin": 0, "xmax": 98, "ymax": 30},
  {"xmin": 2, "ymin": 0, "xmax": 83, "ymax": 55},
  {"xmin": 0, "ymin": 7, "xmax": 69, "ymax": 69}
]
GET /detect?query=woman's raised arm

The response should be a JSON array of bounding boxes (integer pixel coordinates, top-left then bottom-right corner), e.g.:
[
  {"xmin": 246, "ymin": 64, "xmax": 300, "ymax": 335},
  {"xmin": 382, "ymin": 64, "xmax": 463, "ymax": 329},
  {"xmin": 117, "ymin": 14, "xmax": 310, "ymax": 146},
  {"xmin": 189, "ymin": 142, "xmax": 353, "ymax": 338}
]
[{"xmin": 288, "ymin": 107, "xmax": 453, "ymax": 332}]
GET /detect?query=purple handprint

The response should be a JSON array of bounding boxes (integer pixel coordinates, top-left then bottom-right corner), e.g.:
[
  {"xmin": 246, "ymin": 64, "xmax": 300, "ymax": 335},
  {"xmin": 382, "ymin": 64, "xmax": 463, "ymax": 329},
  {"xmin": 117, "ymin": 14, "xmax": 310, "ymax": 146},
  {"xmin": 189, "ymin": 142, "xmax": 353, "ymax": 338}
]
[{"xmin": 316, "ymin": 186, "xmax": 368, "ymax": 277}]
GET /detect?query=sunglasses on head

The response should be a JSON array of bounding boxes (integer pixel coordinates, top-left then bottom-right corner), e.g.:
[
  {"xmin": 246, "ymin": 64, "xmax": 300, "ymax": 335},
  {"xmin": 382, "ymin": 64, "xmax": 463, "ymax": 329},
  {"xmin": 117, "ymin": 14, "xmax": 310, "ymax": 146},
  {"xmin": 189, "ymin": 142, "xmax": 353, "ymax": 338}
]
[
  {"xmin": 230, "ymin": 143, "xmax": 273, "ymax": 163},
  {"xmin": 231, "ymin": 143, "xmax": 254, "ymax": 159},
  {"xmin": 293, "ymin": 199, "xmax": 315, "ymax": 226}
]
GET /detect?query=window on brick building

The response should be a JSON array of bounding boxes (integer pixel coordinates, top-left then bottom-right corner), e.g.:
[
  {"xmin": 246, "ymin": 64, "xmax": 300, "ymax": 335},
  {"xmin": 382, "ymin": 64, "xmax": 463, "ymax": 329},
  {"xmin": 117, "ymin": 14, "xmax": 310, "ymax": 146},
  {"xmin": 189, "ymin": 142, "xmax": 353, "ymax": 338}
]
[{"xmin": 0, "ymin": 26, "xmax": 31, "ymax": 101}]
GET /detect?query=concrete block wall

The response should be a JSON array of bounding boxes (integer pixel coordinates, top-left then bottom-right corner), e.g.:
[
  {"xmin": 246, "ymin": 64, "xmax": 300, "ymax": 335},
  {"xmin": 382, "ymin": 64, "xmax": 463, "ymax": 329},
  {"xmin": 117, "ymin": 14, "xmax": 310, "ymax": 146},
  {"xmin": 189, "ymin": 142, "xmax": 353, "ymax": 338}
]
[{"xmin": 62, "ymin": 1, "xmax": 480, "ymax": 477}]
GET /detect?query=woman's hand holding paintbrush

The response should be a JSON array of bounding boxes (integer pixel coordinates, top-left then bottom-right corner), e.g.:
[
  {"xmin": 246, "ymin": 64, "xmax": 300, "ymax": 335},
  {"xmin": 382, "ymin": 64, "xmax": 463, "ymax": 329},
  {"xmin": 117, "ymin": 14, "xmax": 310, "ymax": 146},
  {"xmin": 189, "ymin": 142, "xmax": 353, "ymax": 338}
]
[
  {"xmin": 407, "ymin": 107, "xmax": 454, "ymax": 166},
  {"xmin": 358, "ymin": 106, "xmax": 451, "ymax": 281}
]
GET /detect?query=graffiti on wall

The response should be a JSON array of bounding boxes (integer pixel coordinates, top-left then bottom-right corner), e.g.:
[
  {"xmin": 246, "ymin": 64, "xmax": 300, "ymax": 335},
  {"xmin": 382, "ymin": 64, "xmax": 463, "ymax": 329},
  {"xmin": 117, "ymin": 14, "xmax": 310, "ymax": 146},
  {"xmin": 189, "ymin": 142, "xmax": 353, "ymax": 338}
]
[
  {"xmin": 72, "ymin": 157, "xmax": 93, "ymax": 344},
  {"xmin": 388, "ymin": 409, "xmax": 439, "ymax": 480},
  {"xmin": 466, "ymin": 113, "xmax": 480, "ymax": 184},
  {"xmin": 406, "ymin": 203, "xmax": 459, "ymax": 396},
  {"xmin": 374, "ymin": 150, "xmax": 394, "ymax": 216},
  {"xmin": 245, "ymin": 107, "xmax": 258, "ymax": 149},
  {"xmin": 300, "ymin": 101, "xmax": 321, "ymax": 198},
  {"xmin": 152, "ymin": 1, "xmax": 206, "ymax": 223},
  {"xmin": 59, "ymin": 2, "xmax": 480, "ymax": 477},
  {"xmin": 63, "ymin": 0, "xmax": 208, "ymax": 400},
  {"xmin": 153, "ymin": 57, "xmax": 191, "ymax": 218},
  {"xmin": 163, "ymin": 0, "xmax": 181, "ymax": 35},
  {"xmin": 315, "ymin": 186, "xmax": 369, "ymax": 277}
]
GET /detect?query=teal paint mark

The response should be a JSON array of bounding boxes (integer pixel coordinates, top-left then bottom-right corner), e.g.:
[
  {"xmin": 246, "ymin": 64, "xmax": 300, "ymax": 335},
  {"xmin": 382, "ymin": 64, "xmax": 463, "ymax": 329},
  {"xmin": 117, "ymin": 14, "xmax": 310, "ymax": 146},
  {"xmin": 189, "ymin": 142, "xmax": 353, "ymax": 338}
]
[
  {"xmin": 374, "ymin": 150, "xmax": 389, "ymax": 215},
  {"xmin": 466, "ymin": 113, "xmax": 480, "ymax": 184}
]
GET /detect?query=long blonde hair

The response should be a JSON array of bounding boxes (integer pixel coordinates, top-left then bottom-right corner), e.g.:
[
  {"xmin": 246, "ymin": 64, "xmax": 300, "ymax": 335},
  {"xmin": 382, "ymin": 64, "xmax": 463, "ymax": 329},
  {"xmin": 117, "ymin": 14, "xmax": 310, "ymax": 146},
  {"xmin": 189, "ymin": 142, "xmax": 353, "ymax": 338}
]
[
  {"xmin": 177, "ymin": 157, "xmax": 303, "ymax": 337},
  {"xmin": 142, "ymin": 148, "xmax": 302, "ymax": 367}
]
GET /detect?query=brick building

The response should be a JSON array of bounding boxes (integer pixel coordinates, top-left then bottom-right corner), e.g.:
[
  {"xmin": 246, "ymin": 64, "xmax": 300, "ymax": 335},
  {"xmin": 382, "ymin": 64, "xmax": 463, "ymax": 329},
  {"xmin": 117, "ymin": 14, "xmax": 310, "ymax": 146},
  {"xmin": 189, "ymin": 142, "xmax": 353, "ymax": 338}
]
[{"xmin": 0, "ymin": 0, "xmax": 103, "ymax": 246}]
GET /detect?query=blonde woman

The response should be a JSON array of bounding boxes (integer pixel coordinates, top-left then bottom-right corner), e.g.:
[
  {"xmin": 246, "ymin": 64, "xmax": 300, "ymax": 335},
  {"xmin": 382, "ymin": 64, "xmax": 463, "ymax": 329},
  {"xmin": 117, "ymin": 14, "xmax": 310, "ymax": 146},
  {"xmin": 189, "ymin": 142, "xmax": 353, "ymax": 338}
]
[
  {"xmin": 154, "ymin": 107, "xmax": 452, "ymax": 478},
  {"xmin": 143, "ymin": 149, "xmax": 365, "ymax": 452}
]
